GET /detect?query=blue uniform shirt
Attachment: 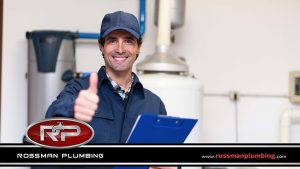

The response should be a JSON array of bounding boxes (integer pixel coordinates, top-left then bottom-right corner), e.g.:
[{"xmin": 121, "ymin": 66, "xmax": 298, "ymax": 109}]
[{"xmin": 45, "ymin": 66, "xmax": 167, "ymax": 143}]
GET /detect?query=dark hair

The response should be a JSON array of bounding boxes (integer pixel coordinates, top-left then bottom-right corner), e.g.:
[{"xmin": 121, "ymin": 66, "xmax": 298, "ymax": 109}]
[{"xmin": 98, "ymin": 37, "xmax": 143, "ymax": 47}]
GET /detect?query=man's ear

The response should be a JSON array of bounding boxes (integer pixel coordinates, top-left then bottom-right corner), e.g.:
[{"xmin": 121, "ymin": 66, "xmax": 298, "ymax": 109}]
[
  {"xmin": 135, "ymin": 45, "xmax": 142, "ymax": 60},
  {"xmin": 99, "ymin": 44, "xmax": 105, "ymax": 57},
  {"xmin": 99, "ymin": 44, "xmax": 103, "ymax": 52}
]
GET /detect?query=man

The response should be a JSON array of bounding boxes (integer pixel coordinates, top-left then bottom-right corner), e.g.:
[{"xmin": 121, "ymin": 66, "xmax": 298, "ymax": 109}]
[{"xmin": 46, "ymin": 11, "xmax": 177, "ymax": 169}]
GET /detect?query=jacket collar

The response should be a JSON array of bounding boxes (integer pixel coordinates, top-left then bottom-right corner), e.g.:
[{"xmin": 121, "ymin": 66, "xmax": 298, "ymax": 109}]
[
  {"xmin": 97, "ymin": 66, "xmax": 145, "ymax": 98},
  {"xmin": 94, "ymin": 66, "xmax": 145, "ymax": 120}
]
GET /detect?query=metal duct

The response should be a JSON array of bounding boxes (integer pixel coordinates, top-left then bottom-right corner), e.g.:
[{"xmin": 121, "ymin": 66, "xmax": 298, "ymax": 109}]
[{"xmin": 137, "ymin": 0, "xmax": 188, "ymax": 74}]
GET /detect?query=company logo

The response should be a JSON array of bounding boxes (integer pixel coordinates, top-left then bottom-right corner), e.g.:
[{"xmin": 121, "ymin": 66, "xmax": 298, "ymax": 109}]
[{"xmin": 26, "ymin": 118, "xmax": 94, "ymax": 149}]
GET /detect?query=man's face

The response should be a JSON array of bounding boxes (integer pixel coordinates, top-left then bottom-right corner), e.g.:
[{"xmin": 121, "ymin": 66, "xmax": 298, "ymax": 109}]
[{"xmin": 100, "ymin": 30, "xmax": 140, "ymax": 74}]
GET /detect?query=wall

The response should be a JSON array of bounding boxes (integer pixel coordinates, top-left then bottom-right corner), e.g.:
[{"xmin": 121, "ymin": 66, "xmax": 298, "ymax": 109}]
[
  {"xmin": 178, "ymin": 0, "xmax": 300, "ymax": 143},
  {"xmin": 1, "ymin": 0, "xmax": 143, "ymax": 143},
  {"xmin": 2, "ymin": 0, "xmax": 300, "ymax": 143}
]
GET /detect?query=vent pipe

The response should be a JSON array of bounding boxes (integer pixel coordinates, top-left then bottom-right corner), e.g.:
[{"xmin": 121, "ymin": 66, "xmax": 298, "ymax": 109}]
[
  {"xmin": 137, "ymin": 0, "xmax": 188, "ymax": 74},
  {"xmin": 157, "ymin": 0, "xmax": 171, "ymax": 48}
]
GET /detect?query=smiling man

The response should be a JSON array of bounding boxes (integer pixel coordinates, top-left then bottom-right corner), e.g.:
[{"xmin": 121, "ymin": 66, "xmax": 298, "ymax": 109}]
[
  {"xmin": 45, "ymin": 11, "xmax": 176, "ymax": 169},
  {"xmin": 47, "ymin": 10, "xmax": 167, "ymax": 143}
]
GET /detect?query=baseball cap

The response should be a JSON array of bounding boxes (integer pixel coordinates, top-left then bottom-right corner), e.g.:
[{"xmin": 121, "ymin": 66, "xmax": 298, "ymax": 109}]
[{"xmin": 100, "ymin": 11, "xmax": 141, "ymax": 39}]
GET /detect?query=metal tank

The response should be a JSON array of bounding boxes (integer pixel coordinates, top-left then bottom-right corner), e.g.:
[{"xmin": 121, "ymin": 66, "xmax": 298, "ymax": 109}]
[
  {"xmin": 139, "ymin": 2, "xmax": 202, "ymax": 168},
  {"xmin": 27, "ymin": 31, "xmax": 75, "ymax": 125},
  {"xmin": 138, "ymin": 0, "xmax": 203, "ymax": 145},
  {"xmin": 139, "ymin": 74, "xmax": 203, "ymax": 143}
]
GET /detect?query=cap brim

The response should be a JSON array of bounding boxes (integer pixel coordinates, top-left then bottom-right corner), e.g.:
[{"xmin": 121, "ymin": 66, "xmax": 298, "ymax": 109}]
[{"xmin": 101, "ymin": 26, "xmax": 140, "ymax": 39}]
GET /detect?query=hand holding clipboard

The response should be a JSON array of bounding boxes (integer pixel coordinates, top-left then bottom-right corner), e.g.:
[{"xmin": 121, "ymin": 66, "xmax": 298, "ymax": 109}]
[{"xmin": 127, "ymin": 114, "xmax": 198, "ymax": 143}]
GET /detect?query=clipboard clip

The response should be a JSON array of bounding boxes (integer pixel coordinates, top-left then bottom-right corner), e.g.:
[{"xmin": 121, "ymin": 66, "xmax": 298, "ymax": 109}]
[{"xmin": 155, "ymin": 116, "xmax": 183, "ymax": 128}]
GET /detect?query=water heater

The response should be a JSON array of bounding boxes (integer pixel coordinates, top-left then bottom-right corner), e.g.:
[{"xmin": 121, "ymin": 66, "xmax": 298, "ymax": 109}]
[
  {"xmin": 137, "ymin": 0, "xmax": 203, "ymax": 144},
  {"xmin": 27, "ymin": 31, "xmax": 75, "ymax": 125},
  {"xmin": 139, "ymin": 74, "xmax": 203, "ymax": 143}
]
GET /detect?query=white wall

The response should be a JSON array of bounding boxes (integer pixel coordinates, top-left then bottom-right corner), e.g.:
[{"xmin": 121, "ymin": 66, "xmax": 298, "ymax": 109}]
[
  {"xmin": 1, "ymin": 0, "xmax": 144, "ymax": 143},
  {"xmin": 2, "ymin": 0, "xmax": 300, "ymax": 143}
]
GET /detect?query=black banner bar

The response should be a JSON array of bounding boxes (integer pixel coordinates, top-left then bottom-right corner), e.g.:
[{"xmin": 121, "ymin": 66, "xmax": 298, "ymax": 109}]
[{"xmin": 0, "ymin": 144, "xmax": 299, "ymax": 166}]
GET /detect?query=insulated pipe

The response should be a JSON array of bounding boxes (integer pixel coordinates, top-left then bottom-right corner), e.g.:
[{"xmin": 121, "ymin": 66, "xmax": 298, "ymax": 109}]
[
  {"xmin": 76, "ymin": 32, "xmax": 100, "ymax": 39},
  {"xmin": 279, "ymin": 108, "xmax": 300, "ymax": 143},
  {"xmin": 76, "ymin": 0, "xmax": 146, "ymax": 39},
  {"xmin": 139, "ymin": 0, "xmax": 146, "ymax": 36},
  {"xmin": 156, "ymin": 0, "xmax": 171, "ymax": 49}
]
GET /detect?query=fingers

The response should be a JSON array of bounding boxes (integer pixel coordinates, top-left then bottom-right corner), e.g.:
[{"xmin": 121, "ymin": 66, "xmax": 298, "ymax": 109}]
[
  {"xmin": 74, "ymin": 73, "xmax": 100, "ymax": 122},
  {"xmin": 74, "ymin": 101, "xmax": 96, "ymax": 116},
  {"xmin": 88, "ymin": 72, "xmax": 98, "ymax": 94},
  {"xmin": 77, "ymin": 90, "xmax": 99, "ymax": 105},
  {"xmin": 74, "ymin": 111, "xmax": 93, "ymax": 122},
  {"xmin": 74, "ymin": 91, "xmax": 99, "ymax": 122}
]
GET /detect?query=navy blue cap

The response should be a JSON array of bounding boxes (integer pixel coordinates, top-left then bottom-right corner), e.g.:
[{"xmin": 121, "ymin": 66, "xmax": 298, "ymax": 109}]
[{"xmin": 100, "ymin": 11, "xmax": 141, "ymax": 39}]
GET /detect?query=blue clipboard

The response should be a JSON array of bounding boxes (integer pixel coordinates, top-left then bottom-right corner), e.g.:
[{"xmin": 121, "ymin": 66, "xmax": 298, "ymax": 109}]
[
  {"xmin": 114, "ymin": 114, "xmax": 198, "ymax": 169},
  {"xmin": 126, "ymin": 113, "xmax": 198, "ymax": 143}
]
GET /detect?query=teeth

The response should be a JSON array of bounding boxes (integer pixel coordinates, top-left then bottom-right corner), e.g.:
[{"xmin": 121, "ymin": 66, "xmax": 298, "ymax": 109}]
[{"xmin": 114, "ymin": 57, "xmax": 126, "ymax": 61}]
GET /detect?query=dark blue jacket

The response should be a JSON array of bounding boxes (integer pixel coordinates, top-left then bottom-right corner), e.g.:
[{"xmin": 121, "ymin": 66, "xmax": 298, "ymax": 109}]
[{"xmin": 45, "ymin": 66, "xmax": 167, "ymax": 143}]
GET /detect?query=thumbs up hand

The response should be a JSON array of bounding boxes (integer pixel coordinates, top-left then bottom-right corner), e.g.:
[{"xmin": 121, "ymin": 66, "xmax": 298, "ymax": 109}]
[{"xmin": 74, "ymin": 72, "xmax": 100, "ymax": 122}]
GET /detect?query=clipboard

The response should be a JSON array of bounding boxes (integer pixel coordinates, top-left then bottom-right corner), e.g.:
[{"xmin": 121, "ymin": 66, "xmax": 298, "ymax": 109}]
[
  {"xmin": 113, "ymin": 114, "xmax": 198, "ymax": 169},
  {"xmin": 126, "ymin": 113, "xmax": 198, "ymax": 143}
]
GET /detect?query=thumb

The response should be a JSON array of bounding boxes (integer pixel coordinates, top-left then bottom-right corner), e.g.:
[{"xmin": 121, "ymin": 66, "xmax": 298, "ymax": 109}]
[{"xmin": 88, "ymin": 72, "xmax": 98, "ymax": 93}]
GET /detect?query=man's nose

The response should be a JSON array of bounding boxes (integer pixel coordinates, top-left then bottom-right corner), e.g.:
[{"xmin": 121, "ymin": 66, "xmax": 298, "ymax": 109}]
[{"xmin": 116, "ymin": 42, "xmax": 125, "ymax": 54}]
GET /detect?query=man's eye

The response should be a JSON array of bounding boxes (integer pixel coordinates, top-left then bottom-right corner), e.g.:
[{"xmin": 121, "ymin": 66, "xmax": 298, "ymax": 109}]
[
  {"xmin": 107, "ymin": 39, "xmax": 117, "ymax": 43},
  {"xmin": 125, "ymin": 39, "xmax": 133, "ymax": 44}
]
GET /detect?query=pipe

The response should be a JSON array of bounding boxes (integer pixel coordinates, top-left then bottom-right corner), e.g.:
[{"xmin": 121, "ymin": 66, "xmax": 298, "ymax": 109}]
[
  {"xmin": 76, "ymin": 32, "xmax": 99, "ymax": 39},
  {"xmin": 157, "ymin": 0, "xmax": 171, "ymax": 49},
  {"xmin": 279, "ymin": 108, "xmax": 300, "ymax": 143},
  {"xmin": 139, "ymin": 0, "xmax": 146, "ymax": 36},
  {"xmin": 61, "ymin": 70, "xmax": 90, "ymax": 82},
  {"xmin": 76, "ymin": 0, "xmax": 146, "ymax": 39}
]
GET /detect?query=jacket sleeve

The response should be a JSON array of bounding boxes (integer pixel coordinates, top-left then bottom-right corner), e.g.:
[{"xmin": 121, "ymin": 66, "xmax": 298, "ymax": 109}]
[
  {"xmin": 159, "ymin": 99, "xmax": 167, "ymax": 115},
  {"xmin": 45, "ymin": 79, "xmax": 85, "ymax": 118}
]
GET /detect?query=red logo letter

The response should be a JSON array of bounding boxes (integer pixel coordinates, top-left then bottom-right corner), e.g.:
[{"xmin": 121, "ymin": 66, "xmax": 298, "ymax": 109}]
[{"xmin": 26, "ymin": 118, "xmax": 94, "ymax": 149}]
